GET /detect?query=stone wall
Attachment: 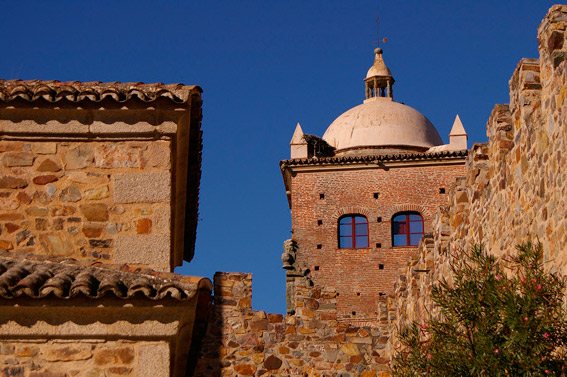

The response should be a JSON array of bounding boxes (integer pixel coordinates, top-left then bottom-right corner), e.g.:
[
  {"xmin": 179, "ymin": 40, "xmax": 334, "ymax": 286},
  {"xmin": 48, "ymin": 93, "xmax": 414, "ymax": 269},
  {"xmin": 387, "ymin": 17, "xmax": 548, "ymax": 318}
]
[
  {"xmin": 194, "ymin": 272, "xmax": 395, "ymax": 377},
  {"xmin": 0, "ymin": 140, "xmax": 172, "ymax": 271},
  {"xmin": 392, "ymin": 3, "xmax": 567, "ymax": 345},
  {"xmin": 0, "ymin": 340, "xmax": 170, "ymax": 377}
]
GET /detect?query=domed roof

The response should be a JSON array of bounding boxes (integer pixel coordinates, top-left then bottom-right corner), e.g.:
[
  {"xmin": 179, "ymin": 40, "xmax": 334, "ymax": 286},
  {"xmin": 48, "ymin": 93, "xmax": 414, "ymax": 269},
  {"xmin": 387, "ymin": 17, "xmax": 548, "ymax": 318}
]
[{"xmin": 322, "ymin": 97, "xmax": 443, "ymax": 151}]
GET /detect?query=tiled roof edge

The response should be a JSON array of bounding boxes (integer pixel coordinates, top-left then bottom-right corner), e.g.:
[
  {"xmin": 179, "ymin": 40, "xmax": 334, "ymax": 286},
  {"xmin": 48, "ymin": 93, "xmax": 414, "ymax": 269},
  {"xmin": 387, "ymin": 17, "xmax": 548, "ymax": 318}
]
[
  {"xmin": 0, "ymin": 79, "xmax": 202, "ymax": 104},
  {"xmin": 279, "ymin": 149, "xmax": 469, "ymax": 167},
  {"xmin": 0, "ymin": 251, "xmax": 211, "ymax": 301}
]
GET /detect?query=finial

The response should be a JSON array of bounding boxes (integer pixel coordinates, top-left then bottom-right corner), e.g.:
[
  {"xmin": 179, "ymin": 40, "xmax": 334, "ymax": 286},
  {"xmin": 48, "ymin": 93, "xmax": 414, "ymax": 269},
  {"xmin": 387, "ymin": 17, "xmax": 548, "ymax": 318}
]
[{"xmin": 364, "ymin": 16, "xmax": 394, "ymax": 101}]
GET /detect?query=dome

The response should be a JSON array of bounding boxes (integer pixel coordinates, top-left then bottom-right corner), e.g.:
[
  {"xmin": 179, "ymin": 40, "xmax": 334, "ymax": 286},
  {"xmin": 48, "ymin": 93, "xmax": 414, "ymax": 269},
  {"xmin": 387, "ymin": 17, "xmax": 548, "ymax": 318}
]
[{"xmin": 322, "ymin": 97, "xmax": 443, "ymax": 152}]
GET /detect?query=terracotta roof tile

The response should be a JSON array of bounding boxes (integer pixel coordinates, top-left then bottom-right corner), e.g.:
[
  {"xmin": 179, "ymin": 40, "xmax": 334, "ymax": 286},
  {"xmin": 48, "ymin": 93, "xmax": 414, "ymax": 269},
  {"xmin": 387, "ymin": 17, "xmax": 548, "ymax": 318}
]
[
  {"xmin": 0, "ymin": 251, "xmax": 211, "ymax": 301},
  {"xmin": 0, "ymin": 79, "xmax": 201, "ymax": 104},
  {"xmin": 280, "ymin": 150, "xmax": 468, "ymax": 168}
]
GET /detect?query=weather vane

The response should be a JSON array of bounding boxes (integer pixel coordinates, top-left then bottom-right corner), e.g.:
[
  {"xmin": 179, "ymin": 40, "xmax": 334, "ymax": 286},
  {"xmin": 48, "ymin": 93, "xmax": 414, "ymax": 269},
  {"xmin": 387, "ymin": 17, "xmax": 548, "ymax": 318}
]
[{"xmin": 375, "ymin": 13, "xmax": 388, "ymax": 47}]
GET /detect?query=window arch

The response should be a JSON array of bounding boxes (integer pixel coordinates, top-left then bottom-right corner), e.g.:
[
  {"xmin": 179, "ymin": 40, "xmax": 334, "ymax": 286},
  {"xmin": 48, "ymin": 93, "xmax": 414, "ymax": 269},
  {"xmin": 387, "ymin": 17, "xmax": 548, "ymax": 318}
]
[
  {"xmin": 338, "ymin": 215, "xmax": 368, "ymax": 248},
  {"xmin": 392, "ymin": 212, "xmax": 424, "ymax": 247}
]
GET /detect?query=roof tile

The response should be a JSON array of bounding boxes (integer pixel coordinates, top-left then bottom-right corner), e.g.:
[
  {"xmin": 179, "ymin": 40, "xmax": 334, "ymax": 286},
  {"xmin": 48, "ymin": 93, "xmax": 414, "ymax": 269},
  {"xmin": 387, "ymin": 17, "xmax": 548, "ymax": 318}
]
[
  {"xmin": 0, "ymin": 79, "xmax": 201, "ymax": 104},
  {"xmin": 0, "ymin": 250, "xmax": 211, "ymax": 301}
]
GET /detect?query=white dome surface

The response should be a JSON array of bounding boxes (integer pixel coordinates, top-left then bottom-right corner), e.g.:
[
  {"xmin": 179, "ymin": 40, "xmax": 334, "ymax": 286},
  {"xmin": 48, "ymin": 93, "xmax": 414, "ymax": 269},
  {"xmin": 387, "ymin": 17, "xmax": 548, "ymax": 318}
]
[{"xmin": 322, "ymin": 97, "xmax": 443, "ymax": 151}]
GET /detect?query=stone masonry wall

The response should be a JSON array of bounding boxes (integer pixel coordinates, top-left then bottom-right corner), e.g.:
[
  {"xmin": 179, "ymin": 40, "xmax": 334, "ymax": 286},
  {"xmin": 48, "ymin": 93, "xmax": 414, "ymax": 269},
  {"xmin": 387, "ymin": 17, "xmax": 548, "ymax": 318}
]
[
  {"xmin": 194, "ymin": 272, "xmax": 395, "ymax": 377},
  {"xmin": 0, "ymin": 140, "xmax": 173, "ymax": 271},
  {"xmin": 392, "ymin": 4, "xmax": 567, "ymax": 348},
  {"xmin": 0, "ymin": 340, "xmax": 170, "ymax": 377}
]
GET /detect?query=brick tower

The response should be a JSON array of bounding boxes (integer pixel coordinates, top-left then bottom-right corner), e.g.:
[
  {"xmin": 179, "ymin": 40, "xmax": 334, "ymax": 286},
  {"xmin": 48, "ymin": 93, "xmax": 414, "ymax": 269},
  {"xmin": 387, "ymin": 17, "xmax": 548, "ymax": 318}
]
[{"xmin": 280, "ymin": 47, "xmax": 468, "ymax": 325}]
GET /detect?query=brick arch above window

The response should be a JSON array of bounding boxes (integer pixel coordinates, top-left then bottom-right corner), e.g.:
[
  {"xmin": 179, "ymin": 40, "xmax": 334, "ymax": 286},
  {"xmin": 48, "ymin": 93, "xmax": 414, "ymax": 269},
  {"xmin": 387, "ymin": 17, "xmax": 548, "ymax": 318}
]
[
  {"xmin": 332, "ymin": 207, "xmax": 372, "ymax": 222},
  {"xmin": 382, "ymin": 204, "xmax": 432, "ymax": 222}
]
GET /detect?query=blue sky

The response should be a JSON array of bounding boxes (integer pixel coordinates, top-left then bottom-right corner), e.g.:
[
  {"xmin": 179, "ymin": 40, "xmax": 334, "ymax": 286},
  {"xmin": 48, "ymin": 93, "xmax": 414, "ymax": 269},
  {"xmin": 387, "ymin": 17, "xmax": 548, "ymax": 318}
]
[{"xmin": 1, "ymin": 1, "xmax": 558, "ymax": 314}]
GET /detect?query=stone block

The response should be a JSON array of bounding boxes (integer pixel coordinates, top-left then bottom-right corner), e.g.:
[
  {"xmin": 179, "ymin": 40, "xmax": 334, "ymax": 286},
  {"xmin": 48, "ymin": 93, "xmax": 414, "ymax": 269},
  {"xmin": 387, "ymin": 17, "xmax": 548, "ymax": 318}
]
[
  {"xmin": 113, "ymin": 173, "xmax": 171, "ymax": 203},
  {"xmin": 14, "ymin": 345, "xmax": 39, "ymax": 357},
  {"xmin": 43, "ymin": 345, "xmax": 93, "ymax": 361},
  {"xmin": 25, "ymin": 206, "xmax": 48, "ymax": 217},
  {"xmin": 82, "ymin": 223, "xmax": 104, "ymax": 238},
  {"xmin": 33, "ymin": 175, "xmax": 58, "ymax": 185},
  {"xmin": 0, "ymin": 176, "xmax": 28, "ymax": 189},
  {"xmin": 2, "ymin": 152, "xmax": 34, "ymax": 166},
  {"xmin": 138, "ymin": 343, "xmax": 169, "ymax": 377},
  {"xmin": 84, "ymin": 186, "xmax": 109, "ymax": 200},
  {"xmin": 64, "ymin": 145, "xmax": 94, "ymax": 170},
  {"xmin": 114, "ymin": 235, "xmax": 170, "ymax": 269},
  {"xmin": 89, "ymin": 122, "xmax": 155, "ymax": 135},
  {"xmin": 233, "ymin": 364, "xmax": 256, "ymax": 376},
  {"xmin": 94, "ymin": 346, "xmax": 135, "ymax": 365},
  {"xmin": 153, "ymin": 205, "xmax": 171, "ymax": 234},
  {"xmin": 264, "ymin": 355, "xmax": 282, "ymax": 370},
  {"xmin": 40, "ymin": 234, "xmax": 74, "ymax": 256},
  {"xmin": 94, "ymin": 144, "xmax": 140, "ymax": 169},
  {"xmin": 136, "ymin": 218, "xmax": 152, "ymax": 234},
  {"xmin": 80, "ymin": 203, "xmax": 109, "ymax": 221},
  {"xmin": 31, "ymin": 142, "xmax": 57, "ymax": 154},
  {"xmin": 37, "ymin": 159, "xmax": 61, "ymax": 172}
]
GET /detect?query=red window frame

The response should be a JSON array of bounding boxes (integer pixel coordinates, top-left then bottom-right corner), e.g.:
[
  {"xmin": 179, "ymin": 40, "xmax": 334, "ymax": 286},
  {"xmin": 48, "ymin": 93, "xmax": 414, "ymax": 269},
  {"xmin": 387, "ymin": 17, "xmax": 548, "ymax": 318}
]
[
  {"xmin": 392, "ymin": 212, "xmax": 423, "ymax": 247},
  {"xmin": 338, "ymin": 215, "xmax": 369, "ymax": 249}
]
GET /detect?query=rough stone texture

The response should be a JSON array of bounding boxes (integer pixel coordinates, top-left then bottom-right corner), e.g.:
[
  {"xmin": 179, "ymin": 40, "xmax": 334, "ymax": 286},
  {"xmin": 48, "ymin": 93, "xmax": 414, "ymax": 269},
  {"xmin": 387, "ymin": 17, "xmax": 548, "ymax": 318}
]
[
  {"xmin": 138, "ymin": 343, "xmax": 170, "ymax": 377},
  {"xmin": 392, "ymin": 3, "xmax": 567, "ymax": 358},
  {"xmin": 0, "ymin": 341, "xmax": 153, "ymax": 376},
  {"xmin": 194, "ymin": 272, "xmax": 394, "ymax": 377},
  {"xmin": 114, "ymin": 234, "xmax": 171, "ymax": 271},
  {"xmin": 113, "ymin": 172, "xmax": 171, "ymax": 203},
  {"xmin": 0, "ymin": 80, "xmax": 205, "ymax": 377},
  {"xmin": 0, "ymin": 140, "xmax": 174, "ymax": 271}
]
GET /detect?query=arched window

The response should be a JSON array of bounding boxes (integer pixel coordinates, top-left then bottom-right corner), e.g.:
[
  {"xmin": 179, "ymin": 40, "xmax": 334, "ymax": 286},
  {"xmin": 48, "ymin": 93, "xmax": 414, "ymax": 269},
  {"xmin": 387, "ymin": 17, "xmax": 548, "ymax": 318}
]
[
  {"xmin": 339, "ymin": 215, "xmax": 368, "ymax": 248},
  {"xmin": 392, "ymin": 212, "xmax": 424, "ymax": 247}
]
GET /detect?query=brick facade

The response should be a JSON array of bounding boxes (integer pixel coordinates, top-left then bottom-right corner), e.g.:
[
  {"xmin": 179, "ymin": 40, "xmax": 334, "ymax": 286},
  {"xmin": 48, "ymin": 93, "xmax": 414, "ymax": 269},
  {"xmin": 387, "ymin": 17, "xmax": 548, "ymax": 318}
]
[{"xmin": 282, "ymin": 154, "xmax": 466, "ymax": 322}]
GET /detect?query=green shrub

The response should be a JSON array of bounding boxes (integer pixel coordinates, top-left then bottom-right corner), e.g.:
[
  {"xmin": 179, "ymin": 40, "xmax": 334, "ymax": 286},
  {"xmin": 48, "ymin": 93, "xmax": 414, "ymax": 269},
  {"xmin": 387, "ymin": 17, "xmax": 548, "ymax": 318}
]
[{"xmin": 393, "ymin": 242, "xmax": 567, "ymax": 377}]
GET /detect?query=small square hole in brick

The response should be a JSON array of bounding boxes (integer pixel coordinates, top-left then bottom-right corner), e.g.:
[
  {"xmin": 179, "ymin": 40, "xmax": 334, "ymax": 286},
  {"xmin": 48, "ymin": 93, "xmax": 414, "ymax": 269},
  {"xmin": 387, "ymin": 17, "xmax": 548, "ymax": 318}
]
[
  {"xmin": 316, "ymin": 244, "xmax": 322, "ymax": 249},
  {"xmin": 319, "ymin": 193, "xmax": 325, "ymax": 199},
  {"xmin": 314, "ymin": 266, "xmax": 320, "ymax": 271},
  {"xmin": 439, "ymin": 187, "xmax": 446, "ymax": 194},
  {"xmin": 376, "ymin": 243, "xmax": 381, "ymax": 248},
  {"xmin": 356, "ymin": 292, "xmax": 361, "ymax": 296},
  {"xmin": 379, "ymin": 292, "xmax": 385, "ymax": 297},
  {"xmin": 317, "ymin": 220, "xmax": 323, "ymax": 226},
  {"xmin": 377, "ymin": 217, "xmax": 382, "ymax": 223},
  {"xmin": 352, "ymin": 311, "xmax": 356, "ymax": 316},
  {"xmin": 373, "ymin": 192, "xmax": 379, "ymax": 199},
  {"xmin": 379, "ymin": 264, "xmax": 384, "ymax": 270}
]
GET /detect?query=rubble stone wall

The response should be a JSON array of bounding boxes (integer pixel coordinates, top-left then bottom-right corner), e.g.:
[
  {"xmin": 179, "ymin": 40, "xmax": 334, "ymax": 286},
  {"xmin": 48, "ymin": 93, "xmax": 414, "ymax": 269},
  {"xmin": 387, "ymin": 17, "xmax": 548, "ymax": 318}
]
[
  {"xmin": 393, "ymin": 4, "xmax": 567, "ymax": 343},
  {"xmin": 0, "ymin": 340, "xmax": 170, "ymax": 377},
  {"xmin": 0, "ymin": 139, "xmax": 173, "ymax": 271},
  {"xmin": 194, "ymin": 272, "xmax": 395, "ymax": 377}
]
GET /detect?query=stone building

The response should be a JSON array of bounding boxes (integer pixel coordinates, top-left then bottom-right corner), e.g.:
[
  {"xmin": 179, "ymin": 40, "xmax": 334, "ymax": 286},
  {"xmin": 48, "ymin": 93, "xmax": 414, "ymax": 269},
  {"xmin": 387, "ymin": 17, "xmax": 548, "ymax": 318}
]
[
  {"xmin": 0, "ymin": 81, "xmax": 211, "ymax": 377},
  {"xmin": 280, "ymin": 47, "xmax": 468, "ymax": 324},
  {"xmin": 2, "ymin": 4, "xmax": 567, "ymax": 377}
]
